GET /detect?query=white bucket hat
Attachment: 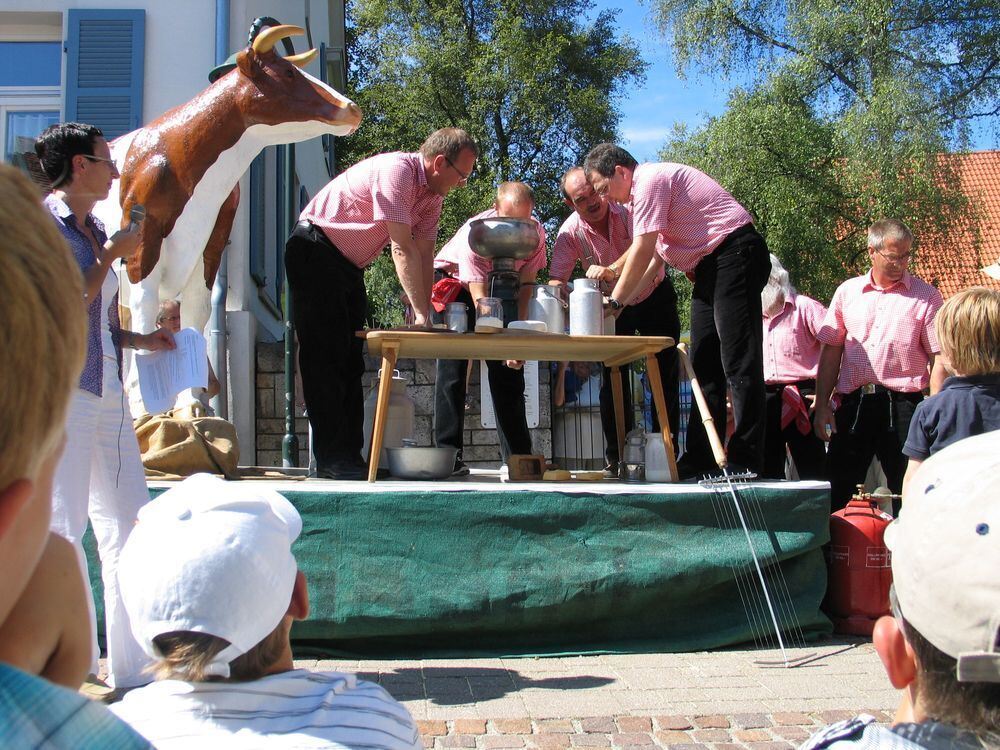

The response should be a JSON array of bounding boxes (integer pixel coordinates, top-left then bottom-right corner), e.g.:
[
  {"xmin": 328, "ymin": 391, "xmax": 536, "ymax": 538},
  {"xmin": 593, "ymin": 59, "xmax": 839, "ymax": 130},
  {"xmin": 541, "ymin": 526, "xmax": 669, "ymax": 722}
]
[
  {"xmin": 119, "ymin": 474, "xmax": 302, "ymax": 678},
  {"xmin": 886, "ymin": 431, "xmax": 1000, "ymax": 682}
]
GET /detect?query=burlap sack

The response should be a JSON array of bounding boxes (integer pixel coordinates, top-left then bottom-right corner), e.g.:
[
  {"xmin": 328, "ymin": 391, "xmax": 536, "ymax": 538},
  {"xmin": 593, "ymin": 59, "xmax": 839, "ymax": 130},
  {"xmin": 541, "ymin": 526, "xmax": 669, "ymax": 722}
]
[{"xmin": 134, "ymin": 410, "xmax": 240, "ymax": 480}]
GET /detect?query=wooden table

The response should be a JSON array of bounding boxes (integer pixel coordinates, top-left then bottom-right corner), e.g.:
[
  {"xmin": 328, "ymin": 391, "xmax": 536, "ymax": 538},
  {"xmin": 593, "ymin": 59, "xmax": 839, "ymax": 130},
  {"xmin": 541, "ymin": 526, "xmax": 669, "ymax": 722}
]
[{"xmin": 362, "ymin": 329, "xmax": 678, "ymax": 482}]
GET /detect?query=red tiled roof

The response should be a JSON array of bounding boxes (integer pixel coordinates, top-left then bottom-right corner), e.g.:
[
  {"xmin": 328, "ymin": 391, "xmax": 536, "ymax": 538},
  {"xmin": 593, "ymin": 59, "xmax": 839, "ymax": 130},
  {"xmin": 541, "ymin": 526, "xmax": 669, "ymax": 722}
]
[{"xmin": 915, "ymin": 150, "xmax": 1000, "ymax": 298}]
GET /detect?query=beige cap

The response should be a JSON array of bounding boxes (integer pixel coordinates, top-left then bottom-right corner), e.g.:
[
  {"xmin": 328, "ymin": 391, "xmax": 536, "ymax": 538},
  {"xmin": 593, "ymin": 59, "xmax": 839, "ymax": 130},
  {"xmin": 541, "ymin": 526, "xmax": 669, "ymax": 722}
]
[{"xmin": 886, "ymin": 431, "xmax": 1000, "ymax": 682}]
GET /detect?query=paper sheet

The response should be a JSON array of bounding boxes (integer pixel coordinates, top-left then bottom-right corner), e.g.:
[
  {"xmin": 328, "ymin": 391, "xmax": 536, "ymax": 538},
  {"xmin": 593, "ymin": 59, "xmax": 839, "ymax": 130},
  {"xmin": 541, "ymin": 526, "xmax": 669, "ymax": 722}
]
[{"xmin": 134, "ymin": 328, "xmax": 209, "ymax": 414}]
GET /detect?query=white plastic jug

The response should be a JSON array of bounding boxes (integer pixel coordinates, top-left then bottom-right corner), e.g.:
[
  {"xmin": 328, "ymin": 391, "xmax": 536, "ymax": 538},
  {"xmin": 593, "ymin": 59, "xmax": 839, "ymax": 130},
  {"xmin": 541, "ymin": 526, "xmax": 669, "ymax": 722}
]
[
  {"xmin": 644, "ymin": 433, "xmax": 671, "ymax": 482},
  {"xmin": 528, "ymin": 286, "xmax": 565, "ymax": 334},
  {"xmin": 569, "ymin": 278, "xmax": 603, "ymax": 336},
  {"xmin": 362, "ymin": 369, "xmax": 415, "ymax": 464}
]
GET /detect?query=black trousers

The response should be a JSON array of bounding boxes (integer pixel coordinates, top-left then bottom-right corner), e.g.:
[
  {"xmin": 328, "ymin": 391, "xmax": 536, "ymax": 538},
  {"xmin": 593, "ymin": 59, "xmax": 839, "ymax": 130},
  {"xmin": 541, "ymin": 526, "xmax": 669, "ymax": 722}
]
[
  {"xmin": 284, "ymin": 222, "xmax": 367, "ymax": 470},
  {"xmin": 684, "ymin": 225, "xmax": 771, "ymax": 474},
  {"xmin": 826, "ymin": 389, "xmax": 921, "ymax": 512},
  {"xmin": 762, "ymin": 381, "xmax": 826, "ymax": 480},
  {"xmin": 432, "ymin": 285, "xmax": 533, "ymax": 462},
  {"xmin": 599, "ymin": 276, "xmax": 681, "ymax": 464}
]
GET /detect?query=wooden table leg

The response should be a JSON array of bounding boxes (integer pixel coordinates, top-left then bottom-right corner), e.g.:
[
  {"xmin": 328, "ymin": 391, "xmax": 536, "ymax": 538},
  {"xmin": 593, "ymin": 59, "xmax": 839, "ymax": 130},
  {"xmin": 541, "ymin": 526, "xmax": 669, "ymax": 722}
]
[
  {"xmin": 646, "ymin": 353, "xmax": 679, "ymax": 482},
  {"xmin": 367, "ymin": 343, "xmax": 399, "ymax": 482},
  {"xmin": 610, "ymin": 366, "xmax": 626, "ymax": 468}
]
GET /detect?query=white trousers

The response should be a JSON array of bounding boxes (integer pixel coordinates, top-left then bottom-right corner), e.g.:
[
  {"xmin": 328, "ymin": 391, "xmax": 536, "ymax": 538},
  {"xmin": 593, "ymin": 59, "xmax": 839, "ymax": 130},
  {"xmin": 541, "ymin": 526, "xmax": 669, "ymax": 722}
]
[{"xmin": 50, "ymin": 357, "xmax": 152, "ymax": 688}]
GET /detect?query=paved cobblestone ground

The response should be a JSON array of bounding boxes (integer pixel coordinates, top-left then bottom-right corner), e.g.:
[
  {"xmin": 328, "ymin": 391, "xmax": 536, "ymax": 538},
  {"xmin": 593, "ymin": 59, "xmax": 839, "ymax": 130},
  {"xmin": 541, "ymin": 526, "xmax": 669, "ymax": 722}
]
[{"xmin": 290, "ymin": 639, "xmax": 897, "ymax": 750}]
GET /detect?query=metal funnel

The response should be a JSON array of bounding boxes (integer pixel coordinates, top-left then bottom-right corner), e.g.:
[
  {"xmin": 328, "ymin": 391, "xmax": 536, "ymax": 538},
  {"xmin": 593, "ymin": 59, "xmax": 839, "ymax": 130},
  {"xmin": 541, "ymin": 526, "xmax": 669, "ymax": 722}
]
[{"xmin": 468, "ymin": 217, "xmax": 539, "ymax": 260}]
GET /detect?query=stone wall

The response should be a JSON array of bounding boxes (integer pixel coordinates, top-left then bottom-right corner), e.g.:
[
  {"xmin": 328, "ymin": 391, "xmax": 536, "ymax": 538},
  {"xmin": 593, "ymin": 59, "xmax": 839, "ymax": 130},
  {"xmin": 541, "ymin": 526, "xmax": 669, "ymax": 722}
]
[{"xmin": 255, "ymin": 341, "xmax": 554, "ymax": 468}]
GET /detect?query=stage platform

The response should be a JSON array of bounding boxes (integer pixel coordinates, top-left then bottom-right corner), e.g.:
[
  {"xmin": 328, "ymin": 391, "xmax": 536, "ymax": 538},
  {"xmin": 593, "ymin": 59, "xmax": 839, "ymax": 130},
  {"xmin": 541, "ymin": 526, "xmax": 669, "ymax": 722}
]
[{"xmin": 86, "ymin": 472, "xmax": 833, "ymax": 656}]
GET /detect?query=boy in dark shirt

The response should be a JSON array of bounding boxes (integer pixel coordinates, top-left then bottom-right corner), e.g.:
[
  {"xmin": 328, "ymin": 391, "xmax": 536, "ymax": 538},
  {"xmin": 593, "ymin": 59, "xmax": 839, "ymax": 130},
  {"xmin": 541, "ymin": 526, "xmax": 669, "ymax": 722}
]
[{"xmin": 902, "ymin": 287, "xmax": 1000, "ymax": 495}]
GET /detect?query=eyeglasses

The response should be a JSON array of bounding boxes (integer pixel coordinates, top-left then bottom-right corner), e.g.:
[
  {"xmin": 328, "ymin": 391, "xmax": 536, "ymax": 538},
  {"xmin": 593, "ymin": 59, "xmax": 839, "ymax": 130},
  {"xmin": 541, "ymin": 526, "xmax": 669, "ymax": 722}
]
[
  {"xmin": 444, "ymin": 155, "xmax": 471, "ymax": 183},
  {"xmin": 83, "ymin": 155, "xmax": 116, "ymax": 167},
  {"xmin": 877, "ymin": 249, "xmax": 911, "ymax": 264}
]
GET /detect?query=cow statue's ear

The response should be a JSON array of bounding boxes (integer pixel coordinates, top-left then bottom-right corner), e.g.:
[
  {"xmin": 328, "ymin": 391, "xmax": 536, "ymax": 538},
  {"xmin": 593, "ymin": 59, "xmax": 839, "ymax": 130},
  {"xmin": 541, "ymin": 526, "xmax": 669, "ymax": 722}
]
[{"xmin": 235, "ymin": 48, "xmax": 255, "ymax": 77}]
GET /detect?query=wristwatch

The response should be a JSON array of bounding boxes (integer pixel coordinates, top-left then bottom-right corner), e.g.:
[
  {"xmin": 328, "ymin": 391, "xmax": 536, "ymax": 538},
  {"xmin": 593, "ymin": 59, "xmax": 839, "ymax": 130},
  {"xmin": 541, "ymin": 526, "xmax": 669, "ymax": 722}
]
[{"xmin": 607, "ymin": 297, "xmax": 624, "ymax": 311}]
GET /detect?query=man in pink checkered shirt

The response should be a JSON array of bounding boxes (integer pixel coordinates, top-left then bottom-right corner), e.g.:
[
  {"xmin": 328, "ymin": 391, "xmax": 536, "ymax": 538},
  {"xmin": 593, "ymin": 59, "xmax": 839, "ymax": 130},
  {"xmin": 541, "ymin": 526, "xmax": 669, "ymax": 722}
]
[
  {"xmin": 814, "ymin": 218, "xmax": 945, "ymax": 511},
  {"xmin": 549, "ymin": 166, "xmax": 680, "ymax": 476},
  {"xmin": 285, "ymin": 128, "xmax": 477, "ymax": 480},
  {"xmin": 583, "ymin": 144, "xmax": 770, "ymax": 477},
  {"xmin": 432, "ymin": 182, "xmax": 545, "ymax": 470},
  {"xmin": 760, "ymin": 254, "xmax": 827, "ymax": 481}
]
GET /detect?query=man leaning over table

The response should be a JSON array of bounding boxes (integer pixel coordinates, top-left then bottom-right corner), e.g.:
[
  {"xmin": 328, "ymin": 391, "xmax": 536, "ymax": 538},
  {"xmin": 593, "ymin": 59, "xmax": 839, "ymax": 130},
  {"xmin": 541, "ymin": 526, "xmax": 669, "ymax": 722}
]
[
  {"xmin": 549, "ymin": 166, "xmax": 680, "ymax": 477},
  {"xmin": 285, "ymin": 128, "xmax": 477, "ymax": 480},
  {"xmin": 432, "ymin": 181, "xmax": 546, "ymax": 469},
  {"xmin": 584, "ymin": 144, "xmax": 770, "ymax": 478}
]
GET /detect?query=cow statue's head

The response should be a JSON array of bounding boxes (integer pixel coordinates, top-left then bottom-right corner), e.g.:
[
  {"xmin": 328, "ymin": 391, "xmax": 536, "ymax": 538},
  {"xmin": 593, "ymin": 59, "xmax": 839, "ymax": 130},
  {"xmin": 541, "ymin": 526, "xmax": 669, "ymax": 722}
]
[{"xmin": 226, "ymin": 24, "xmax": 362, "ymax": 138}]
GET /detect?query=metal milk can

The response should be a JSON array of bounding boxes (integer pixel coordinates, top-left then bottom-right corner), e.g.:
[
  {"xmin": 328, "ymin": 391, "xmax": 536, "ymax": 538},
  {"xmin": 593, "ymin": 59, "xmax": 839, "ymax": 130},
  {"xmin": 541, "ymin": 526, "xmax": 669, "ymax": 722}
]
[
  {"xmin": 528, "ymin": 285, "xmax": 565, "ymax": 334},
  {"xmin": 569, "ymin": 278, "xmax": 603, "ymax": 336},
  {"xmin": 362, "ymin": 369, "xmax": 416, "ymax": 464}
]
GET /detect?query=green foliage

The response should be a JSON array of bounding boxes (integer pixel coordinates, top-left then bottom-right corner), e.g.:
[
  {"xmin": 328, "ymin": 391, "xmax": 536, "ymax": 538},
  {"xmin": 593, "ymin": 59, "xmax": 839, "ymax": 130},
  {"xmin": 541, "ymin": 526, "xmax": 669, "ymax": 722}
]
[
  {"xmin": 342, "ymin": 0, "xmax": 646, "ymax": 324},
  {"xmin": 654, "ymin": 0, "xmax": 994, "ymax": 301}
]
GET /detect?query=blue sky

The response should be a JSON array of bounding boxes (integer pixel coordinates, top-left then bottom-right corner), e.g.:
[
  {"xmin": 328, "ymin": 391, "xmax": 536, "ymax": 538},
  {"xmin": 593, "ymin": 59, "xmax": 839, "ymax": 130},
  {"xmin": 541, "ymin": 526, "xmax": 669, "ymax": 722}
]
[
  {"xmin": 591, "ymin": 0, "xmax": 741, "ymax": 161},
  {"xmin": 595, "ymin": 1, "xmax": 997, "ymax": 158}
]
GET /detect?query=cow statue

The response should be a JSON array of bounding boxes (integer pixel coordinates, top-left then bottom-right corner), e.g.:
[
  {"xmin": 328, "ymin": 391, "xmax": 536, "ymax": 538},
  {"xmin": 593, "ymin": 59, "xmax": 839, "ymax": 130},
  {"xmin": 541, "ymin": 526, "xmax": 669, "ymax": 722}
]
[{"xmin": 93, "ymin": 24, "xmax": 362, "ymax": 415}]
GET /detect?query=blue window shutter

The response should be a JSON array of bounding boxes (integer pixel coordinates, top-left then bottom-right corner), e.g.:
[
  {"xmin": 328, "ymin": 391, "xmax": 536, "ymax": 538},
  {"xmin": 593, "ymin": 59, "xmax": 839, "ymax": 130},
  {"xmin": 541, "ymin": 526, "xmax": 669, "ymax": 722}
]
[{"xmin": 65, "ymin": 9, "xmax": 145, "ymax": 138}]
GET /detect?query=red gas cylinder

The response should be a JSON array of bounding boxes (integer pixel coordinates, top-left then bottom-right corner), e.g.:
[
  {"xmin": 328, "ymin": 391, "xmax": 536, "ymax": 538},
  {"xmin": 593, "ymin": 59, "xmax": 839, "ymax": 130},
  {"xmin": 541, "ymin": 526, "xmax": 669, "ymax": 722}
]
[{"xmin": 823, "ymin": 485, "xmax": 895, "ymax": 635}]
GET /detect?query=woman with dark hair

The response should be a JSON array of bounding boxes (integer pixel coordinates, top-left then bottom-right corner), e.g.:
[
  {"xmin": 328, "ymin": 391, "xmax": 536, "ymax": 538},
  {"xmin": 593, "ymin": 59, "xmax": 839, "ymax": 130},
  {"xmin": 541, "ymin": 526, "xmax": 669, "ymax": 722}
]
[{"xmin": 35, "ymin": 122, "xmax": 174, "ymax": 689}]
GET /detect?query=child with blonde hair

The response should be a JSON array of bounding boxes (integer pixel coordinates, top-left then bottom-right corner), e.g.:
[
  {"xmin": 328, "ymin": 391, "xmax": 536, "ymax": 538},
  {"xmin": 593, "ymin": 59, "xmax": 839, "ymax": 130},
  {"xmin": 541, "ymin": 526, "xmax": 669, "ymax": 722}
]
[{"xmin": 902, "ymin": 286, "xmax": 1000, "ymax": 495}]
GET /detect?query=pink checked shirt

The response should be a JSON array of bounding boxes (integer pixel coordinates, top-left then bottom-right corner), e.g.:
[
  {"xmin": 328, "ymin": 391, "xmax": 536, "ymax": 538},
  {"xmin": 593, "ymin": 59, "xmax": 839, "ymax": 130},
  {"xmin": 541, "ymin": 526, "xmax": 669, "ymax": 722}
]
[
  {"xmin": 435, "ymin": 208, "xmax": 547, "ymax": 285},
  {"xmin": 763, "ymin": 293, "xmax": 827, "ymax": 384},
  {"xmin": 817, "ymin": 271, "xmax": 943, "ymax": 394},
  {"xmin": 300, "ymin": 152, "xmax": 444, "ymax": 269},
  {"xmin": 630, "ymin": 162, "xmax": 753, "ymax": 273},
  {"xmin": 550, "ymin": 203, "xmax": 664, "ymax": 304}
]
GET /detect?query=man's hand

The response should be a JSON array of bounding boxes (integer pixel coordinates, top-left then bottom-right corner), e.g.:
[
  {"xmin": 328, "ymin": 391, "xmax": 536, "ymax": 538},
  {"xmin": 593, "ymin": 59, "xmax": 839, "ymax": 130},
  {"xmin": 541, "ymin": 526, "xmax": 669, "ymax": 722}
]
[
  {"xmin": 585, "ymin": 265, "xmax": 614, "ymax": 284},
  {"xmin": 137, "ymin": 328, "xmax": 176, "ymax": 351},
  {"xmin": 813, "ymin": 403, "xmax": 835, "ymax": 441},
  {"xmin": 505, "ymin": 359, "xmax": 525, "ymax": 370}
]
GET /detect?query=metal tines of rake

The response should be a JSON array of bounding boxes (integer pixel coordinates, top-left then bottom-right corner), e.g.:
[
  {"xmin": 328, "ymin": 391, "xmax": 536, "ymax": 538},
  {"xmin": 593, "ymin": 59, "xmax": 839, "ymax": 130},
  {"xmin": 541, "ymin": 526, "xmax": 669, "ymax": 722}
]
[{"xmin": 700, "ymin": 468, "xmax": 816, "ymax": 668}]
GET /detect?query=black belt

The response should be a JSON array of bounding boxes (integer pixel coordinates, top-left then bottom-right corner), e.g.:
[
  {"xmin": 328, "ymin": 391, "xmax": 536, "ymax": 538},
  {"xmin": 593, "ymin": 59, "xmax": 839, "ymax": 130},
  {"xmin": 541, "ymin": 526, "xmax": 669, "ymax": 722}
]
[
  {"xmin": 840, "ymin": 385, "xmax": 923, "ymax": 403},
  {"xmin": 766, "ymin": 379, "xmax": 815, "ymax": 394}
]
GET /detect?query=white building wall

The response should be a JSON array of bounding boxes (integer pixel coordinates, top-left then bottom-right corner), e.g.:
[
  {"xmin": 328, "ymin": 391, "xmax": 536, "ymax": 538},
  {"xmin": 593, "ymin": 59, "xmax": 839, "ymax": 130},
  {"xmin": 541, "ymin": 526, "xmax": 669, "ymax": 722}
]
[{"xmin": 1, "ymin": 0, "xmax": 348, "ymax": 465}]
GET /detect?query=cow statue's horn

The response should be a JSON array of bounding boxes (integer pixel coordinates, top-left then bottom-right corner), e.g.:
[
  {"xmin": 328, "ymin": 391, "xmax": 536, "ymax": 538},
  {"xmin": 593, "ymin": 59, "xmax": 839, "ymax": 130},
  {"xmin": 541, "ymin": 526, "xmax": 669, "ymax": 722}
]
[
  {"xmin": 284, "ymin": 49, "xmax": 318, "ymax": 67},
  {"xmin": 252, "ymin": 24, "xmax": 304, "ymax": 54}
]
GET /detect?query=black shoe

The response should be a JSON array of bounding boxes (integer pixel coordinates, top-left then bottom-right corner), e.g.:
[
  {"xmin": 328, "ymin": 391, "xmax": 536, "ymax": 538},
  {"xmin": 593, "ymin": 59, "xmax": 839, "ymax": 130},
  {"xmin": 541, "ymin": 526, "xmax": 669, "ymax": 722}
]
[
  {"xmin": 316, "ymin": 460, "xmax": 366, "ymax": 480},
  {"xmin": 674, "ymin": 456, "xmax": 717, "ymax": 481},
  {"xmin": 603, "ymin": 461, "xmax": 619, "ymax": 478},
  {"xmin": 452, "ymin": 459, "xmax": 471, "ymax": 477}
]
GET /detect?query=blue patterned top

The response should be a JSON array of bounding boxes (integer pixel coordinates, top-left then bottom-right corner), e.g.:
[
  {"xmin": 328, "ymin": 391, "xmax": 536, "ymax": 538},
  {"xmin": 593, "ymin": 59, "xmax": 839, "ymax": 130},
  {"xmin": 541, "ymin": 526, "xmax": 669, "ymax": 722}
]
[
  {"xmin": 43, "ymin": 194, "xmax": 123, "ymax": 396},
  {"xmin": 0, "ymin": 663, "xmax": 151, "ymax": 748}
]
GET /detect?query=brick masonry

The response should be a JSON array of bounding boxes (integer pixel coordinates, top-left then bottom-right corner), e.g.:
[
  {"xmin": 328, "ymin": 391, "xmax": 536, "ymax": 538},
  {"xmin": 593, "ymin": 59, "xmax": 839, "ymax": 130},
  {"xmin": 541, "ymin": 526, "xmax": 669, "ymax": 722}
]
[{"xmin": 255, "ymin": 341, "xmax": 554, "ymax": 468}]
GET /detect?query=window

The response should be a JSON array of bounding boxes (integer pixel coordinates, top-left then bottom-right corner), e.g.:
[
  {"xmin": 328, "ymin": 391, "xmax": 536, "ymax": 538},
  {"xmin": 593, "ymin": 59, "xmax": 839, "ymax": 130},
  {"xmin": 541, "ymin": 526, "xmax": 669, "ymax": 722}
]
[{"xmin": 0, "ymin": 40, "xmax": 61, "ymax": 170}]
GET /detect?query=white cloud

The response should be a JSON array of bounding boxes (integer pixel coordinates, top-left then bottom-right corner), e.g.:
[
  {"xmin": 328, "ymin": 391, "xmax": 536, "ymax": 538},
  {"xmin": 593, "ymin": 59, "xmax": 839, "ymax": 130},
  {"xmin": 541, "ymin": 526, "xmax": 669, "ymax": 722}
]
[{"xmin": 621, "ymin": 126, "xmax": 671, "ymax": 145}]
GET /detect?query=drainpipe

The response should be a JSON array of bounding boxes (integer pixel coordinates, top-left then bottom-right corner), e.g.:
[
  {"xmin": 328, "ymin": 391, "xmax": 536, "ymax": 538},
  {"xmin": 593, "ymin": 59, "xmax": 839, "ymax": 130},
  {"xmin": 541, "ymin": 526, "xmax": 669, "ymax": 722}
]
[
  {"xmin": 208, "ymin": 0, "xmax": 230, "ymax": 419},
  {"xmin": 282, "ymin": 144, "xmax": 299, "ymax": 467}
]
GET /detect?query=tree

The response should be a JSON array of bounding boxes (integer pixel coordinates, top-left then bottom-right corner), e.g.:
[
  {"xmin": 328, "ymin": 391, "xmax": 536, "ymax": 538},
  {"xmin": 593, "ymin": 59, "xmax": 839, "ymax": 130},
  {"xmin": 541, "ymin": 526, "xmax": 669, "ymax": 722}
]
[
  {"xmin": 653, "ymin": 0, "xmax": 997, "ymax": 301},
  {"xmin": 344, "ymin": 0, "xmax": 646, "ymax": 324}
]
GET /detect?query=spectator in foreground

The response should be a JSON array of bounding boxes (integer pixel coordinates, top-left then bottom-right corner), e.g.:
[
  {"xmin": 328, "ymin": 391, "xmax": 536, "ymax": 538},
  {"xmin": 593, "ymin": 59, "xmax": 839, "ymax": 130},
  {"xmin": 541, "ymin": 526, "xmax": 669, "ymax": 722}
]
[
  {"xmin": 901, "ymin": 286, "xmax": 1000, "ymax": 495},
  {"xmin": 801, "ymin": 430, "xmax": 1000, "ymax": 750},
  {"xmin": 0, "ymin": 164, "xmax": 149, "ymax": 747},
  {"xmin": 111, "ymin": 474, "xmax": 422, "ymax": 749}
]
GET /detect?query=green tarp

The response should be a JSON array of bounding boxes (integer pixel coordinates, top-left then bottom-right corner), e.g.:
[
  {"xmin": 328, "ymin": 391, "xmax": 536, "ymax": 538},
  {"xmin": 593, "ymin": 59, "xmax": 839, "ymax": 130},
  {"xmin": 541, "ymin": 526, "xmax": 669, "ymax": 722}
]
[{"xmin": 86, "ymin": 482, "xmax": 832, "ymax": 655}]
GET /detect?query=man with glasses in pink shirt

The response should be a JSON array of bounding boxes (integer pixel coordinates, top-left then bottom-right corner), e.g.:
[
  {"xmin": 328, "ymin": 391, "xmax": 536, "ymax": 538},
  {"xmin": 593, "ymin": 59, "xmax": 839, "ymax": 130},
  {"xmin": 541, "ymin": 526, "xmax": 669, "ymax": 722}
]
[
  {"xmin": 813, "ymin": 219, "xmax": 945, "ymax": 512},
  {"xmin": 583, "ymin": 144, "xmax": 770, "ymax": 478},
  {"xmin": 550, "ymin": 166, "xmax": 680, "ymax": 477},
  {"xmin": 285, "ymin": 128, "xmax": 477, "ymax": 480}
]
